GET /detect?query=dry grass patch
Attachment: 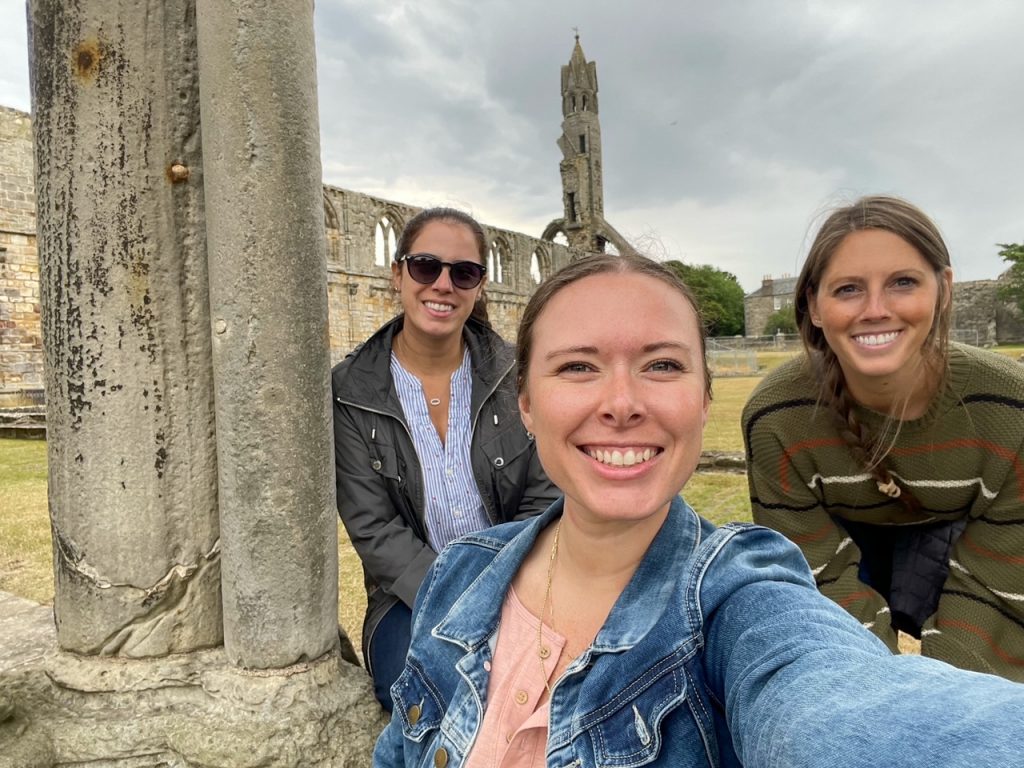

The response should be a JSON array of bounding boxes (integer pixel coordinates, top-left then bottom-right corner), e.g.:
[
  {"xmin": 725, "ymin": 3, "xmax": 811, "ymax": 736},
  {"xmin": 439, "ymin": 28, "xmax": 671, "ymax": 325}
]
[{"xmin": 0, "ymin": 438, "xmax": 53, "ymax": 605}]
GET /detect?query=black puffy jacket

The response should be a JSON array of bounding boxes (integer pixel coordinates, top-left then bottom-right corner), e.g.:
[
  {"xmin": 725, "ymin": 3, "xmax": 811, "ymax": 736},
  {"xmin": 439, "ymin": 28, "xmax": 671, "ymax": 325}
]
[{"xmin": 331, "ymin": 315, "xmax": 558, "ymax": 653}]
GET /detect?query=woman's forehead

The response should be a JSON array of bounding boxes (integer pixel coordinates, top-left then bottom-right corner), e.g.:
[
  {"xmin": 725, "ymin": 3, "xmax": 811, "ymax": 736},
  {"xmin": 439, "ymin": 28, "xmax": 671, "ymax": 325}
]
[{"xmin": 532, "ymin": 272, "xmax": 700, "ymax": 347}]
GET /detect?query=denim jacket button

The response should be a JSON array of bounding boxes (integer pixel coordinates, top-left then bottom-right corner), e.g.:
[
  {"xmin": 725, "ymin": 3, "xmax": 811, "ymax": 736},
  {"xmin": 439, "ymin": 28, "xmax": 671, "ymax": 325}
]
[
  {"xmin": 433, "ymin": 748, "xmax": 449, "ymax": 768},
  {"xmin": 407, "ymin": 704, "xmax": 421, "ymax": 725}
]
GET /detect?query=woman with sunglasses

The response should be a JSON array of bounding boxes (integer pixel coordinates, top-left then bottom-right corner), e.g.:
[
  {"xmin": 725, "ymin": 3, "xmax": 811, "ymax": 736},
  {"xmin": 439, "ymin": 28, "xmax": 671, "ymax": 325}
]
[{"xmin": 331, "ymin": 207, "xmax": 558, "ymax": 711}]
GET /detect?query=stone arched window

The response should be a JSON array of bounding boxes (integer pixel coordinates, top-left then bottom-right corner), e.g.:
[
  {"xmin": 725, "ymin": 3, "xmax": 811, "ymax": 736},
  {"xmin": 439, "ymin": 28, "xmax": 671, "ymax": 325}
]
[
  {"xmin": 323, "ymin": 193, "xmax": 342, "ymax": 264},
  {"xmin": 530, "ymin": 246, "xmax": 550, "ymax": 284},
  {"xmin": 374, "ymin": 213, "xmax": 399, "ymax": 267},
  {"xmin": 488, "ymin": 237, "xmax": 510, "ymax": 285}
]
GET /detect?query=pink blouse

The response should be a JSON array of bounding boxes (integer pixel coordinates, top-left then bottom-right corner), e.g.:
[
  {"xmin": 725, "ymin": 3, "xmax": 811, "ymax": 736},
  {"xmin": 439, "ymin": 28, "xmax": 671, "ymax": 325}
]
[{"xmin": 463, "ymin": 586, "xmax": 568, "ymax": 768}]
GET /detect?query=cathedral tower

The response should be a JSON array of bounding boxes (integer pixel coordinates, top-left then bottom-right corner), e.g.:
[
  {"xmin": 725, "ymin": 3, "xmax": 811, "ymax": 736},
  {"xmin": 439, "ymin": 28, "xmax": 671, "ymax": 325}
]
[
  {"xmin": 558, "ymin": 35, "xmax": 604, "ymax": 250},
  {"xmin": 542, "ymin": 36, "xmax": 633, "ymax": 256}
]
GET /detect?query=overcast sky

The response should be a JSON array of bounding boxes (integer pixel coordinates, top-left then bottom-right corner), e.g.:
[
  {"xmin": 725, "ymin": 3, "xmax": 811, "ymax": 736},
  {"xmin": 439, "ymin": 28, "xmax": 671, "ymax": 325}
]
[{"xmin": 2, "ymin": 0, "xmax": 1021, "ymax": 292}]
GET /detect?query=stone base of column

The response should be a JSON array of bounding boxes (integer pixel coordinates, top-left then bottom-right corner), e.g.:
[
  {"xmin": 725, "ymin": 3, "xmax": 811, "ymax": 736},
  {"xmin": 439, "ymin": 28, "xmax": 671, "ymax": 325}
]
[{"xmin": 0, "ymin": 593, "xmax": 387, "ymax": 767}]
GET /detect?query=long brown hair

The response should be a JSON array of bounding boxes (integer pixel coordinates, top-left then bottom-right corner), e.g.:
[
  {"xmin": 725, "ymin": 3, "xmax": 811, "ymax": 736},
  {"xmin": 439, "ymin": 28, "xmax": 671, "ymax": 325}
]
[
  {"xmin": 516, "ymin": 253, "xmax": 712, "ymax": 398},
  {"xmin": 396, "ymin": 207, "xmax": 491, "ymax": 327},
  {"xmin": 795, "ymin": 195, "xmax": 952, "ymax": 509}
]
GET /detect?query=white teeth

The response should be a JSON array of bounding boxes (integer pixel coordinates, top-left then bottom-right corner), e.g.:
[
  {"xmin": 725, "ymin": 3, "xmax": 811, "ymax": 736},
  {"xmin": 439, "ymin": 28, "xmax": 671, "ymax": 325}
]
[
  {"xmin": 855, "ymin": 331, "xmax": 899, "ymax": 347},
  {"xmin": 425, "ymin": 301, "xmax": 454, "ymax": 313},
  {"xmin": 587, "ymin": 447, "xmax": 655, "ymax": 467}
]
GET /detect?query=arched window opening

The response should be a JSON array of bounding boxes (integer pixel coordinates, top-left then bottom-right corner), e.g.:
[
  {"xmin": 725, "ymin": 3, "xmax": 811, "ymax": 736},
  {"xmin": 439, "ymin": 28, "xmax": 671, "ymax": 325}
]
[
  {"xmin": 488, "ymin": 238, "xmax": 508, "ymax": 284},
  {"xmin": 375, "ymin": 214, "xmax": 398, "ymax": 267},
  {"xmin": 530, "ymin": 250, "xmax": 543, "ymax": 284}
]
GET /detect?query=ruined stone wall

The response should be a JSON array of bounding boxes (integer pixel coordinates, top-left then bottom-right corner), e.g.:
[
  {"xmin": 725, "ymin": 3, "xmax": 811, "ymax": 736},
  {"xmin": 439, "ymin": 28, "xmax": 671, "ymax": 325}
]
[
  {"xmin": 0, "ymin": 107, "xmax": 42, "ymax": 404},
  {"xmin": 953, "ymin": 278, "xmax": 1024, "ymax": 345}
]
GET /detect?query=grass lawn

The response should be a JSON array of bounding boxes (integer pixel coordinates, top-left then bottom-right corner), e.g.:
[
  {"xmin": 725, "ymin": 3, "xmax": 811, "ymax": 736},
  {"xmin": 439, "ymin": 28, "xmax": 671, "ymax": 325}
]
[{"xmin": 0, "ymin": 438, "xmax": 52, "ymax": 605}]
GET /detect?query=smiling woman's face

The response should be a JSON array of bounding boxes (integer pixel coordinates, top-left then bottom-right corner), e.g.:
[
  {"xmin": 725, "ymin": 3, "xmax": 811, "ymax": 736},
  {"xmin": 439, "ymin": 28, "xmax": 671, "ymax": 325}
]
[
  {"xmin": 806, "ymin": 228, "xmax": 951, "ymax": 406},
  {"xmin": 392, "ymin": 219, "xmax": 485, "ymax": 341},
  {"xmin": 518, "ymin": 271, "xmax": 709, "ymax": 527}
]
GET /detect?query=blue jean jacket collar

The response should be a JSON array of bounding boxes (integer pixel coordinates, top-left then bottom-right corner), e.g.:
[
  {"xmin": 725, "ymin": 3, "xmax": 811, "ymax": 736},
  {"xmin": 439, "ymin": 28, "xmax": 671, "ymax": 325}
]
[{"xmin": 432, "ymin": 496, "xmax": 704, "ymax": 655}]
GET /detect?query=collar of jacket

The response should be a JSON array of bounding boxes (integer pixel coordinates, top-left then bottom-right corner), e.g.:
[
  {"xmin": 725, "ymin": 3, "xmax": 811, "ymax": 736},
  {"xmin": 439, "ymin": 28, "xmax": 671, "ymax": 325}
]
[
  {"xmin": 334, "ymin": 315, "xmax": 515, "ymax": 417},
  {"xmin": 433, "ymin": 496, "xmax": 704, "ymax": 656}
]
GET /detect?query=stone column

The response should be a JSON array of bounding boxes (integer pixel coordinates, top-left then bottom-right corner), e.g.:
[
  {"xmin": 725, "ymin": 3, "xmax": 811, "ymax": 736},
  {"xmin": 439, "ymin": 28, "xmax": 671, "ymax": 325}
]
[
  {"xmin": 29, "ymin": 0, "xmax": 221, "ymax": 656},
  {"xmin": 195, "ymin": 0, "xmax": 338, "ymax": 668}
]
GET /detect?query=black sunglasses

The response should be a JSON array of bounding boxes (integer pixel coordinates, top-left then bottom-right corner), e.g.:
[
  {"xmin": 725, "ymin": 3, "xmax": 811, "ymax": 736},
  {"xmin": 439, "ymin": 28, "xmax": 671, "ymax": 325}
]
[{"xmin": 400, "ymin": 253, "xmax": 487, "ymax": 290}]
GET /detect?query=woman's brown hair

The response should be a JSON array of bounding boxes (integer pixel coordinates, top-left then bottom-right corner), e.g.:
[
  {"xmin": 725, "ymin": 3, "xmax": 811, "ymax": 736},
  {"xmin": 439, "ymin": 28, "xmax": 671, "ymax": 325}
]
[{"xmin": 795, "ymin": 195, "xmax": 953, "ymax": 508}]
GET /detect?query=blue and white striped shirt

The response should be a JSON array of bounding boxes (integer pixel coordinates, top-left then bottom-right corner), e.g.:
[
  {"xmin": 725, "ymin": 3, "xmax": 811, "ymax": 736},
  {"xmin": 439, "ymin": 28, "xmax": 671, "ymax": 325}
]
[{"xmin": 390, "ymin": 348, "xmax": 489, "ymax": 552}]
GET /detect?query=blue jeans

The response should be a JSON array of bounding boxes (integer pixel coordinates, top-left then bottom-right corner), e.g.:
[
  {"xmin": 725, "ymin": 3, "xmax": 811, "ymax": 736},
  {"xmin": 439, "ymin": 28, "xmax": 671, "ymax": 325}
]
[{"xmin": 367, "ymin": 600, "xmax": 413, "ymax": 712}]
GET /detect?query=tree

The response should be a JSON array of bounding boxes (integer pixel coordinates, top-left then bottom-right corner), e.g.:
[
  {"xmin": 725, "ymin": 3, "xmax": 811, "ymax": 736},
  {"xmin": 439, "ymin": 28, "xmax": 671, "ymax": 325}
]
[
  {"xmin": 664, "ymin": 260, "xmax": 746, "ymax": 336},
  {"xmin": 762, "ymin": 306, "xmax": 798, "ymax": 335},
  {"xmin": 996, "ymin": 243, "xmax": 1024, "ymax": 313}
]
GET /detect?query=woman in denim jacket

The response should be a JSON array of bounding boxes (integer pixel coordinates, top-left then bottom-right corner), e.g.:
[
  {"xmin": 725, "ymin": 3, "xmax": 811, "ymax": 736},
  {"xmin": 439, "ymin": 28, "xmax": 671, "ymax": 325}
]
[{"xmin": 374, "ymin": 254, "xmax": 1024, "ymax": 768}]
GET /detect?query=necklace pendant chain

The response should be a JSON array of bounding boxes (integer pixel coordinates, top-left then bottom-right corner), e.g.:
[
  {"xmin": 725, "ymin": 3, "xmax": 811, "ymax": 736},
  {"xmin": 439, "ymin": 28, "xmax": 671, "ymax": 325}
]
[{"xmin": 539, "ymin": 520, "xmax": 561, "ymax": 698}]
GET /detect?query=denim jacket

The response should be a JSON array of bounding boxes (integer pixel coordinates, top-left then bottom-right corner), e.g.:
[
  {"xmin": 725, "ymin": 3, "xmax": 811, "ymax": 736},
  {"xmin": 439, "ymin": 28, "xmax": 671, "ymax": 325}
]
[{"xmin": 374, "ymin": 497, "xmax": 1024, "ymax": 768}]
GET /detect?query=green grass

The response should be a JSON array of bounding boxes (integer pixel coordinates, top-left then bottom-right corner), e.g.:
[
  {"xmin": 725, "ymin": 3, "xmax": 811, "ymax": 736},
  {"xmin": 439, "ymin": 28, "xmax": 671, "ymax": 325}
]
[
  {"xmin": 704, "ymin": 376, "xmax": 760, "ymax": 453},
  {"xmin": 0, "ymin": 438, "xmax": 53, "ymax": 605}
]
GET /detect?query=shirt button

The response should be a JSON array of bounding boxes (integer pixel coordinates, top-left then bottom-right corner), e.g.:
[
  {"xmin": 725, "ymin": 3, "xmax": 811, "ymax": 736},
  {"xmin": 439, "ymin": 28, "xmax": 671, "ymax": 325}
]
[
  {"xmin": 453, "ymin": 508, "xmax": 463, "ymax": 517},
  {"xmin": 446, "ymin": 468, "xmax": 454, "ymax": 477},
  {"xmin": 407, "ymin": 704, "xmax": 421, "ymax": 725},
  {"xmin": 434, "ymin": 748, "xmax": 449, "ymax": 768},
  {"xmin": 514, "ymin": 690, "xmax": 528, "ymax": 705},
  {"xmin": 505, "ymin": 732, "xmax": 514, "ymax": 744},
  {"xmin": 538, "ymin": 645, "xmax": 551, "ymax": 659}
]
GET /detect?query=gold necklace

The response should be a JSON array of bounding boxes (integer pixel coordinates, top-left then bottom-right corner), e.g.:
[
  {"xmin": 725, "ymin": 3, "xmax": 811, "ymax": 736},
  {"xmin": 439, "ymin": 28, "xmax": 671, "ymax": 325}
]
[{"xmin": 538, "ymin": 520, "xmax": 561, "ymax": 697}]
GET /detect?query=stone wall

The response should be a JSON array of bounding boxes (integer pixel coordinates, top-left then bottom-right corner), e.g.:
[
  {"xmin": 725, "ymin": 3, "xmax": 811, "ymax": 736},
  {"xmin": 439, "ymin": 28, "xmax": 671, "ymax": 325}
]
[
  {"xmin": 0, "ymin": 107, "xmax": 42, "ymax": 405},
  {"xmin": 744, "ymin": 295, "xmax": 776, "ymax": 337},
  {"xmin": 952, "ymin": 278, "xmax": 1024, "ymax": 345}
]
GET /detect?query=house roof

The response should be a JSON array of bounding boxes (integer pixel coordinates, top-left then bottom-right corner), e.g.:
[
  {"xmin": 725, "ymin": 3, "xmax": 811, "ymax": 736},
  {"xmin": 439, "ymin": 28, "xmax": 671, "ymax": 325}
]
[{"xmin": 745, "ymin": 276, "xmax": 798, "ymax": 300}]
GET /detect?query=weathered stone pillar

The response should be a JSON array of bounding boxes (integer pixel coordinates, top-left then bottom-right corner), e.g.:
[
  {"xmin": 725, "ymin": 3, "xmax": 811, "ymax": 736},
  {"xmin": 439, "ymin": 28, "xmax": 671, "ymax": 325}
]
[
  {"xmin": 29, "ymin": 0, "xmax": 222, "ymax": 656},
  {"xmin": 195, "ymin": 0, "xmax": 338, "ymax": 668}
]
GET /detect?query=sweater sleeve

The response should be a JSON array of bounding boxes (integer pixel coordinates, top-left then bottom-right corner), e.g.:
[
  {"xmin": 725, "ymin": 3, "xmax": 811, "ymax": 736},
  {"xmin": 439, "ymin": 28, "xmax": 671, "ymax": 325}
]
[
  {"xmin": 925, "ymin": 440, "xmax": 1024, "ymax": 679},
  {"xmin": 742, "ymin": 379, "xmax": 899, "ymax": 651}
]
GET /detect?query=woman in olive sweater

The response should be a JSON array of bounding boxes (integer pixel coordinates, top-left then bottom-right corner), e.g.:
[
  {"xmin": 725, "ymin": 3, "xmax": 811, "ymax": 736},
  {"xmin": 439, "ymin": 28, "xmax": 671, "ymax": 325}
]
[{"xmin": 743, "ymin": 195, "xmax": 1024, "ymax": 680}]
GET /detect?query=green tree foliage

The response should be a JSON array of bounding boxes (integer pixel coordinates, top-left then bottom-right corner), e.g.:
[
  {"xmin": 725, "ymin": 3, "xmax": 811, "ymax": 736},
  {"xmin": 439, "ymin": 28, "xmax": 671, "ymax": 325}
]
[
  {"xmin": 664, "ymin": 260, "xmax": 746, "ymax": 336},
  {"xmin": 762, "ymin": 306, "xmax": 798, "ymax": 335},
  {"xmin": 996, "ymin": 243, "xmax": 1024, "ymax": 313}
]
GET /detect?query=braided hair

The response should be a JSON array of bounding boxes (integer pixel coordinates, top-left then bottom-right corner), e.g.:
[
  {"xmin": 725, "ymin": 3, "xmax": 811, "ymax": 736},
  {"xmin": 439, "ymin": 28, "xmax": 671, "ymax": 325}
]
[{"xmin": 795, "ymin": 196, "xmax": 953, "ymax": 511}]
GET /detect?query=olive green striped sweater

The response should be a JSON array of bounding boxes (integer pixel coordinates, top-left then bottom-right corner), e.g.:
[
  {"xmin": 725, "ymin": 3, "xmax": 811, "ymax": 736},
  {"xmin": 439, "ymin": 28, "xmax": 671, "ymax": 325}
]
[{"xmin": 742, "ymin": 343, "xmax": 1024, "ymax": 681}]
